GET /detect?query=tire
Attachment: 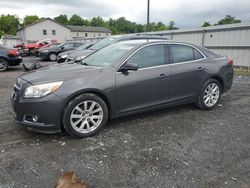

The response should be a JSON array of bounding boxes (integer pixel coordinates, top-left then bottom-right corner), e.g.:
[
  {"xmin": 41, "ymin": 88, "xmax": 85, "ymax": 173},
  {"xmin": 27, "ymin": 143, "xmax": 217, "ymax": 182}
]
[
  {"xmin": 0, "ymin": 58, "xmax": 9, "ymax": 72},
  {"xmin": 62, "ymin": 93, "xmax": 108, "ymax": 138},
  {"xmin": 49, "ymin": 53, "xmax": 57, "ymax": 61},
  {"xmin": 196, "ymin": 78, "xmax": 222, "ymax": 110}
]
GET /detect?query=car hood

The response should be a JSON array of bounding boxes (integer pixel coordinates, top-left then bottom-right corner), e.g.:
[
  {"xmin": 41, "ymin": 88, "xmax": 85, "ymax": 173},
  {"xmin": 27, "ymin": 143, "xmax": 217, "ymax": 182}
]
[
  {"xmin": 59, "ymin": 49, "xmax": 78, "ymax": 56},
  {"xmin": 21, "ymin": 63, "xmax": 102, "ymax": 85},
  {"xmin": 68, "ymin": 49, "xmax": 95, "ymax": 59}
]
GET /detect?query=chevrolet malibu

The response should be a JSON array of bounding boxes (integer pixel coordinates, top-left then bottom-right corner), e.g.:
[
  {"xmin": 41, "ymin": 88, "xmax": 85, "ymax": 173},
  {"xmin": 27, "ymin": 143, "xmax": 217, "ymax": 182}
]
[{"xmin": 11, "ymin": 40, "xmax": 234, "ymax": 138}]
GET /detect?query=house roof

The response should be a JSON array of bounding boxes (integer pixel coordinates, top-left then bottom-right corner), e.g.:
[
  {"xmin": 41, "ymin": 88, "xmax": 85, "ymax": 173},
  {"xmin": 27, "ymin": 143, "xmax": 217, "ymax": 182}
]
[
  {"xmin": 17, "ymin": 18, "xmax": 111, "ymax": 33},
  {"xmin": 66, "ymin": 25, "xmax": 111, "ymax": 33}
]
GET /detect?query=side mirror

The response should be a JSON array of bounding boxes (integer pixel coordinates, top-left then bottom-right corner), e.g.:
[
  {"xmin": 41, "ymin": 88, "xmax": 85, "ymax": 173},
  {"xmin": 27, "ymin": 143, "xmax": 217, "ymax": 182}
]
[
  {"xmin": 61, "ymin": 46, "xmax": 65, "ymax": 50},
  {"xmin": 119, "ymin": 62, "xmax": 138, "ymax": 72}
]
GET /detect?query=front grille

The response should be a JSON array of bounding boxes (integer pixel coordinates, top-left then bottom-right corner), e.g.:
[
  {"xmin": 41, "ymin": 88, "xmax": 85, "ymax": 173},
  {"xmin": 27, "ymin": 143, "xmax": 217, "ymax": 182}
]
[{"xmin": 66, "ymin": 57, "xmax": 74, "ymax": 62}]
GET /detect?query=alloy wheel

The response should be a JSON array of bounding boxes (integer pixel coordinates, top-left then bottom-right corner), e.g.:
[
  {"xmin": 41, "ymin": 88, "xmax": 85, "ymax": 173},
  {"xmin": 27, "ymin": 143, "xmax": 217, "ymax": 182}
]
[
  {"xmin": 49, "ymin": 53, "xmax": 57, "ymax": 61},
  {"xmin": 70, "ymin": 100, "xmax": 104, "ymax": 134},
  {"xmin": 0, "ymin": 59, "xmax": 8, "ymax": 71},
  {"xmin": 203, "ymin": 83, "xmax": 220, "ymax": 107}
]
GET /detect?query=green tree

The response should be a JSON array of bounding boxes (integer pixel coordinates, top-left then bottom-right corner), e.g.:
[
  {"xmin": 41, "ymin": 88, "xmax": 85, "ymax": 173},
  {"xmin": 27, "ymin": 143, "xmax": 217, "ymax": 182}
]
[
  {"xmin": 202, "ymin": 22, "xmax": 211, "ymax": 27},
  {"xmin": 0, "ymin": 14, "xmax": 19, "ymax": 35},
  {"xmin": 217, "ymin": 15, "xmax": 241, "ymax": 25},
  {"xmin": 0, "ymin": 30, "xmax": 4, "ymax": 37},
  {"xmin": 69, "ymin": 14, "xmax": 85, "ymax": 26},
  {"xmin": 156, "ymin": 22, "xmax": 168, "ymax": 31},
  {"xmin": 54, "ymin": 14, "xmax": 68, "ymax": 25},
  {"xmin": 90, "ymin": 16, "xmax": 105, "ymax": 27},
  {"xmin": 23, "ymin": 15, "xmax": 39, "ymax": 26},
  {"xmin": 168, "ymin": 21, "xmax": 177, "ymax": 30}
]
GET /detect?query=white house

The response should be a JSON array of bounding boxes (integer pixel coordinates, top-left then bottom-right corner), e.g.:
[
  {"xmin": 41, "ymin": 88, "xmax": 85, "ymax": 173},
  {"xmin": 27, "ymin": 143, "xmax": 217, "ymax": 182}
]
[{"xmin": 16, "ymin": 18, "xmax": 112, "ymax": 43}]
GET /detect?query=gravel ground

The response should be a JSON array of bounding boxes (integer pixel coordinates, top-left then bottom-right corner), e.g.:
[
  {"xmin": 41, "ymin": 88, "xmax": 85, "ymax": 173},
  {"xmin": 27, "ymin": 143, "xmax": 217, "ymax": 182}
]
[{"xmin": 0, "ymin": 57, "xmax": 250, "ymax": 188}]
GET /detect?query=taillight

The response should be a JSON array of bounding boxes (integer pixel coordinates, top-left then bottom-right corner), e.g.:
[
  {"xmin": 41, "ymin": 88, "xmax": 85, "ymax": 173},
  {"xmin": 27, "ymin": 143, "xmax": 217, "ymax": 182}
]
[
  {"xmin": 8, "ymin": 49, "xmax": 19, "ymax": 56},
  {"xmin": 227, "ymin": 58, "xmax": 233, "ymax": 65}
]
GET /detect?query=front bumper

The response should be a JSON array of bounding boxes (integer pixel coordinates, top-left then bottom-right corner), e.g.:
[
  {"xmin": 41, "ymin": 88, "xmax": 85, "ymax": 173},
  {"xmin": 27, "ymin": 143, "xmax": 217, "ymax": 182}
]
[
  {"xmin": 7, "ymin": 56, "xmax": 22, "ymax": 66},
  {"xmin": 11, "ymin": 81, "xmax": 63, "ymax": 133},
  {"xmin": 57, "ymin": 56, "xmax": 67, "ymax": 63}
]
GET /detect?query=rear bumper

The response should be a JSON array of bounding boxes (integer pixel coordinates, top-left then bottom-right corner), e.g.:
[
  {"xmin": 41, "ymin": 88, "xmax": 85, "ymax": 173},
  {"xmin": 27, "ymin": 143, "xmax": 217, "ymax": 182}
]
[
  {"xmin": 39, "ymin": 52, "xmax": 49, "ymax": 60},
  {"xmin": 222, "ymin": 66, "xmax": 234, "ymax": 93}
]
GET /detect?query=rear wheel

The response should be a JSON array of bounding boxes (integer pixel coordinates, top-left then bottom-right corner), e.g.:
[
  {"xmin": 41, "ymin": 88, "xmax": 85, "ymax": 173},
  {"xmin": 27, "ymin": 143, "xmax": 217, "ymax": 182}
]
[
  {"xmin": 62, "ymin": 93, "xmax": 108, "ymax": 138},
  {"xmin": 196, "ymin": 78, "xmax": 222, "ymax": 110},
  {"xmin": 0, "ymin": 58, "xmax": 8, "ymax": 72},
  {"xmin": 49, "ymin": 53, "xmax": 57, "ymax": 61}
]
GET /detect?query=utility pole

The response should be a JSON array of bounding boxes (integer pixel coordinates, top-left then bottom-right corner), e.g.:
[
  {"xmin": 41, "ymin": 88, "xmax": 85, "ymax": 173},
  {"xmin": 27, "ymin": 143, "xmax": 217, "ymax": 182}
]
[{"xmin": 147, "ymin": 0, "xmax": 150, "ymax": 31}]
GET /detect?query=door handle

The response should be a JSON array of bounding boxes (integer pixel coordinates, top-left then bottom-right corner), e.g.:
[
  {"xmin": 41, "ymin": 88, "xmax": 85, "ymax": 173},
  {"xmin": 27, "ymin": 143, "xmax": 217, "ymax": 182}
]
[
  {"xmin": 197, "ymin": 67, "xmax": 204, "ymax": 71},
  {"xmin": 157, "ymin": 74, "xmax": 167, "ymax": 79}
]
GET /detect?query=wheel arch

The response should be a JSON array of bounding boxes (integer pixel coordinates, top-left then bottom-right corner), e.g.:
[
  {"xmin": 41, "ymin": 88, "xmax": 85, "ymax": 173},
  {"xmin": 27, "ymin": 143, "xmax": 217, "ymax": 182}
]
[
  {"xmin": 60, "ymin": 89, "xmax": 112, "ymax": 126},
  {"xmin": 0, "ymin": 56, "xmax": 8, "ymax": 61},
  {"xmin": 210, "ymin": 76, "xmax": 224, "ymax": 92}
]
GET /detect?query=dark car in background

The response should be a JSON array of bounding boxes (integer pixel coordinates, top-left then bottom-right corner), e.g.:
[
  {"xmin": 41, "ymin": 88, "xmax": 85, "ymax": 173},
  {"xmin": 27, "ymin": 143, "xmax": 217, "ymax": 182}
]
[
  {"xmin": 11, "ymin": 40, "xmax": 234, "ymax": 138},
  {"xmin": 0, "ymin": 44, "xmax": 22, "ymax": 71},
  {"xmin": 65, "ymin": 34, "xmax": 168, "ymax": 63},
  {"xmin": 39, "ymin": 41, "xmax": 84, "ymax": 61},
  {"xmin": 57, "ymin": 43, "xmax": 94, "ymax": 63}
]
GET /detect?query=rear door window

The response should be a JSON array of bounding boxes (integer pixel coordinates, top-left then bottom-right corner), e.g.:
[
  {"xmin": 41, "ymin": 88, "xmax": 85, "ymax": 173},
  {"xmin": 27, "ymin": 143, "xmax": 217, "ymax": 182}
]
[
  {"xmin": 169, "ymin": 44, "xmax": 194, "ymax": 63},
  {"xmin": 193, "ymin": 48, "xmax": 204, "ymax": 60}
]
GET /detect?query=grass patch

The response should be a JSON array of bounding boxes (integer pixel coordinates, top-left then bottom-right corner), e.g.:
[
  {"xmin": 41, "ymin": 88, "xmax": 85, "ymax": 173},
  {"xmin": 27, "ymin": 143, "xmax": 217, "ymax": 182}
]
[{"xmin": 234, "ymin": 68, "xmax": 250, "ymax": 76}]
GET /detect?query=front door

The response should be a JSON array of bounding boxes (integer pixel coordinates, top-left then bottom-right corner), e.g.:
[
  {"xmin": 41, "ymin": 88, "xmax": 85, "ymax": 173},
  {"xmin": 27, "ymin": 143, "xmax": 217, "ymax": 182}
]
[{"xmin": 115, "ymin": 44, "xmax": 171, "ymax": 114}]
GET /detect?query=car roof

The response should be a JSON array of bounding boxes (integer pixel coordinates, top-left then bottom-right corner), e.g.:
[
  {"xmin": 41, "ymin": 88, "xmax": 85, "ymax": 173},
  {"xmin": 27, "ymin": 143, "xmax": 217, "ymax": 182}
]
[{"xmin": 118, "ymin": 40, "xmax": 220, "ymax": 58}]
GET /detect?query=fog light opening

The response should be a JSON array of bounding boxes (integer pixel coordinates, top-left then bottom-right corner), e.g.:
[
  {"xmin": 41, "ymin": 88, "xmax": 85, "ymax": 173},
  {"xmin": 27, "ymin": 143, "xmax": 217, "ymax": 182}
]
[
  {"xmin": 24, "ymin": 115, "xmax": 39, "ymax": 123},
  {"xmin": 32, "ymin": 116, "xmax": 39, "ymax": 122}
]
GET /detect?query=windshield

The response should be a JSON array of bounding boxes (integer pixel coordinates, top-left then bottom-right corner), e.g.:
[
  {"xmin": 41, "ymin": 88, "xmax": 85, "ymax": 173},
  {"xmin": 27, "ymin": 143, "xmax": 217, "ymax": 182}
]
[
  {"xmin": 81, "ymin": 43, "xmax": 135, "ymax": 67},
  {"xmin": 76, "ymin": 44, "xmax": 90, "ymax": 50},
  {"xmin": 89, "ymin": 37, "xmax": 118, "ymax": 50}
]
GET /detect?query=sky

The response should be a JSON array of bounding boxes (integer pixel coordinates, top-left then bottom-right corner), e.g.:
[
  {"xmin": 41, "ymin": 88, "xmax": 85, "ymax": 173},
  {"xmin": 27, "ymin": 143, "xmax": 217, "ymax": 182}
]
[{"xmin": 0, "ymin": 0, "xmax": 250, "ymax": 28}]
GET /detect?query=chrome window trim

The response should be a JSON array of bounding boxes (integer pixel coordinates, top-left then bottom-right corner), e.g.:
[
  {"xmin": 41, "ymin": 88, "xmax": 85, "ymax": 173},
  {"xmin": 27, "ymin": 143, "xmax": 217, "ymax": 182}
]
[{"xmin": 116, "ymin": 42, "xmax": 207, "ymax": 73}]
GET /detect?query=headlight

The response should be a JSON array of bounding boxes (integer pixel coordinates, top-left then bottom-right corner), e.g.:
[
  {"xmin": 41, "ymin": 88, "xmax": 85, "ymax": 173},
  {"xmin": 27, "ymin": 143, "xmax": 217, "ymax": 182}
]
[
  {"xmin": 23, "ymin": 81, "xmax": 63, "ymax": 98},
  {"xmin": 75, "ymin": 56, "xmax": 86, "ymax": 61},
  {"xmin": 43, "ymin": 50, "xmax": 49, "ymax": 53},
  {"xmin": 61, "ymin": 54, "xmax": 68, "ymax": 59}
]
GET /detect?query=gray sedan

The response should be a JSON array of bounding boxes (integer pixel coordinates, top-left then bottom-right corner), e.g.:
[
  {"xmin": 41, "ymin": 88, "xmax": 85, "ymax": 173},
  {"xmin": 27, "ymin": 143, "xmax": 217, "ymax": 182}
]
[{"xmin": 11, "ymin": 40, "xmax": 234, "ymax": 138}]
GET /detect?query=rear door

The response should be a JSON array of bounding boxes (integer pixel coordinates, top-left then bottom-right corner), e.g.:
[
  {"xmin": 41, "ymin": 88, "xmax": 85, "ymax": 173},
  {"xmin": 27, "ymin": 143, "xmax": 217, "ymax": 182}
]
[
  {"xmin": 115, "ymin": 44, "xmax": 171, "ymax": 114},
  {"xmin": 169, "ymin": 44, "xmax": 206, "ymax": 100}
]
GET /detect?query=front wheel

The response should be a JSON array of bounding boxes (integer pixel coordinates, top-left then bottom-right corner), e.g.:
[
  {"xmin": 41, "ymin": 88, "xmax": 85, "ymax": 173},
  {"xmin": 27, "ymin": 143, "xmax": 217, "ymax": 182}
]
[
  {"xmin": 196, "ymin": 78, "xmax": 222, "ymax": 110},
  {"xmin": 0, "ymin": 58, "xmax": 8, "ymax": 72},
  {"xmin": 62, "ymin": 93, "xmax": 108, "ymax": 138},
  {"xmin": 49, "ymin": 53, "xmax": 57, "ymax": 61}
]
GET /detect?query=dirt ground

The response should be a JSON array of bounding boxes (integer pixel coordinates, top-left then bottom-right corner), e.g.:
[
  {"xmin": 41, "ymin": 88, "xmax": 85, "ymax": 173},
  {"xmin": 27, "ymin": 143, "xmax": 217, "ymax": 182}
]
[{"xmin": 0, "ymin": 57, "xmax": 250, "ymax": 188}]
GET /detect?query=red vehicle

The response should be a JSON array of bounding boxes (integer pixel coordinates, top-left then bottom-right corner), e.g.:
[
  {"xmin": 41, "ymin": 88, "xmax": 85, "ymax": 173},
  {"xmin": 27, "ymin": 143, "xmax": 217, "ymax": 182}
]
[{"xmin": 24, "ymin": 39, "xmax": 58, "ymax": 54}]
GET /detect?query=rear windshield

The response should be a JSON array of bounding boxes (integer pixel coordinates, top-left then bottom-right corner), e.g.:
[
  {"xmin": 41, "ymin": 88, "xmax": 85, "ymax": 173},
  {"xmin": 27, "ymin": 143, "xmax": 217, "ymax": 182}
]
[{"xmin": 196, "ymin": 45, "xmax": 221, "ymax": 58}]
